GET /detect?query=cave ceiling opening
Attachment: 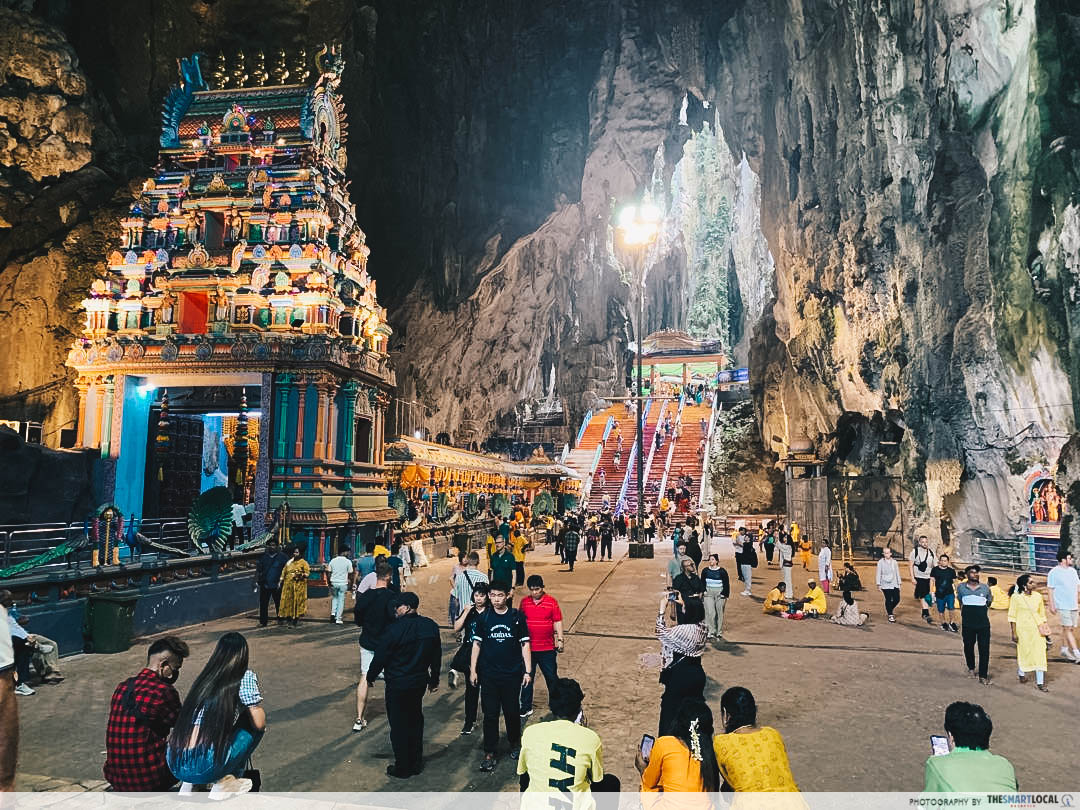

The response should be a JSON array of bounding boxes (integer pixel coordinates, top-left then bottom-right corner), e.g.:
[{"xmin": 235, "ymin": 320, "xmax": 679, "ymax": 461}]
[{"xmin": 1, "ymin": 0, "xmax": 1080, "ymax": 548}]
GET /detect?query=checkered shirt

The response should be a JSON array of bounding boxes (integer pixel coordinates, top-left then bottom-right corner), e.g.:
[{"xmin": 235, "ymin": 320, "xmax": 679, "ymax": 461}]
[{"xmin": 103, "ymin": 669, "xmax": 181, "ymax": 791}]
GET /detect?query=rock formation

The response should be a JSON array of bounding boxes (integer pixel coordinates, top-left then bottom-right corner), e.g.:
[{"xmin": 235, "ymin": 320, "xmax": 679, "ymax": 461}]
[{"xmin": 1, "ymin": 0, "xmax": 1078, "ymax": 547}]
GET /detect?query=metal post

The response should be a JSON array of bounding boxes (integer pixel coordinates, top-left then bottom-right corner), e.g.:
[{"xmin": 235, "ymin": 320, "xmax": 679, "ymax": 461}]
[{"xmin": 636, "ymin": 258, "xmax": 645, "ymax": 543}]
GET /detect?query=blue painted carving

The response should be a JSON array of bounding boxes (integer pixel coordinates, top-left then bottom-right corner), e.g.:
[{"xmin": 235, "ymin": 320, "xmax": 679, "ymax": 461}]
[{"xmin": 161, "ymin": 54, "xmax": 208, "ymax": 148}]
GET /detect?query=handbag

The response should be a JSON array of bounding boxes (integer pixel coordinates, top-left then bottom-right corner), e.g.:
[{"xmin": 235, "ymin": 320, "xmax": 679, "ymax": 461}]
[
  {"xmin": 451, "ymin": 641, "xmax": 473, "ymax": 674},
  {"xmin": 1019, "ymin": 593, "xmax": 1051, "ymax": 636}
]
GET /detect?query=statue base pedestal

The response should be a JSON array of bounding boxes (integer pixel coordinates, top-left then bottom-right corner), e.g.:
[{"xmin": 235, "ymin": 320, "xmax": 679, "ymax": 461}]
[{"xmin": 628, "ymin": 542, "xmax": 654, "ymax": 559}]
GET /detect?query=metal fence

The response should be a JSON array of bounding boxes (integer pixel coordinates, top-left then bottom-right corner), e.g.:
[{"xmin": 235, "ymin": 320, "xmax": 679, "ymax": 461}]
[
  {"xmin": 828, "ymin": 476, "xmax": 906, "ymax": 558},
  {"xmin": 0, "ymin": 518, "xmax": 192, "ymax": 576}
]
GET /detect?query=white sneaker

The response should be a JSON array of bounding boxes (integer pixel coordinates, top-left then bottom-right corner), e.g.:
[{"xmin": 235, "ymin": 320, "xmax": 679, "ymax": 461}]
[
  {"xmin": 14, "ymin": 683, "xmax": 34, "ymax": 696},
  {"xmin": 335, "ymin": 618, "xmax": 343, "ymax": 624},
  {"xmin": 741, "ymin": 590, "xmax": 751, "ymax": 596},
  {"xmin": 352, "ymin": 717, "xmax": 368, "ymax": 732},
  {"xmin": 208, "ymin": 775, "xmax": 252, "ymax": 800},
  {"xmin": 1062, "ymin": 647, "xmax": 1074, "ymax": 661}
]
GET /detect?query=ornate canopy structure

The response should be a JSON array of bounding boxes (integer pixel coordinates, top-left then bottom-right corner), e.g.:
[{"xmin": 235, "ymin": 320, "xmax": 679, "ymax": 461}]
[{"xmin": 67, "ymin": 48, "xmax": 398, "ymax": 555}]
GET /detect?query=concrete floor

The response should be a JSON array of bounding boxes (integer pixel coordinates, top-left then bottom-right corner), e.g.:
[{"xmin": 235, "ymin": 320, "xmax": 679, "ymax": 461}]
[{"xmin": 15, "ymin": 537, "xmax": 1080, "ymax": 791}]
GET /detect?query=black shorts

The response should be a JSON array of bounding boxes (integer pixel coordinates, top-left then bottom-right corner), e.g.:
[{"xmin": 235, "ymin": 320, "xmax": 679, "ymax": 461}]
[{"xmin": 914, "ymin": 578, "xmax": 931, "ymax": 599}]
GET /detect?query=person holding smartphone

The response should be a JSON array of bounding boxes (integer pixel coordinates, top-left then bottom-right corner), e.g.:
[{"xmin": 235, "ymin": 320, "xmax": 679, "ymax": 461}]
[
  {"xmin": 923, "ymin": 701, "xmax": 1016, "ymax": 791},
  {"xmin": 637, "ymin": 699, "xmax": 718, "ymax": 807}
]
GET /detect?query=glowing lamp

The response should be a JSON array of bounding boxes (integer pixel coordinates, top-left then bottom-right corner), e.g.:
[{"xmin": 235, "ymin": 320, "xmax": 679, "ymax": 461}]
[{"xmin": 616, "ymin": 202, "xmax": 661, "ymax": 247}]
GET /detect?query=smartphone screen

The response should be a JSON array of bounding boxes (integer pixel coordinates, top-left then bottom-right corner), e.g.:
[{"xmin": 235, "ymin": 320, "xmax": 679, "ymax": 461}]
[
  {"xmin": 668, "ymin": 591, "xmax": 677, "ymax": 602},
  {"xmin": 930, "ymin": 735, "xmax": 950, "ymax": 756},
  {"xmin": 640, "ymin": 734, "xmax": 655, "ymax": 761}
]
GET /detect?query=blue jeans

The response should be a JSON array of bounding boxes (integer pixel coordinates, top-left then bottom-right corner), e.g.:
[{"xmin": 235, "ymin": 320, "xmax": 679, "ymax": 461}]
[
  {"xmin": 330, "ymin": 584, "xmax": 347, "ymax": 620},
  {"xmin": 519, "ymin": 649, "xmax": 559, "ymax": 714},
  {"xmin": 740, "ymin": 564, "xmax": 752, "ymax": 591},
  {"xmin": 167, "ymin": 728, "xmax": 264, "ymax": 784}
]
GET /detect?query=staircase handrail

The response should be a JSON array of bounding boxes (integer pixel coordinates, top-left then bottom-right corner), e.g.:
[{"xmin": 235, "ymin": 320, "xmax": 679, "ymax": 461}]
[
  {"xmin": 600, "ymin": 416, "xmax": 616, "ymax": 443},
  {"xmin": 575, "ymin": 410, "xmax": 593, "ymax": 447},
  {"xmin": 640, "ymin": 400, "xmax": 667, "ymax": 492},
  {"xmin": 581, "ymin": 442, "xmax": 606, "ymax": 500},
  {"xmin": 615, "ymin": 398, "xmax": 651, "ymax": 512},
  {"xmin": 656, "ymin": 394, "xmax": 685, "ymax": 506},
  {"xmin": 558, "ymin": 443, "xmax": 570, "ymax": 463},
  {"xmin": 698, "ymin": 392, "xmax": 720, "ymax": 509}
]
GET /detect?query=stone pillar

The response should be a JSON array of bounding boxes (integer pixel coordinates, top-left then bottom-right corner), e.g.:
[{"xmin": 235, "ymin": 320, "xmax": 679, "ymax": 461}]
[
  {"xmin": 100, "ymin": 377, "xmax": 116, "ymax": 458},
  {"xmin": 273, "ymin": 373, "xmax": 294, "ymax": 492},
  {"xmin": 89, "ymin": 381, "xmax": 104, "ymax": 449},
  {"xmin": 682, "ymin": 363, "xmax": 689, "ymax": 385},
  {"xmin": 75, "ymin": 378, "xmax": 90, "ymax": 448},
  {"xmin": 294, "ymin": 378, "xmax": 308, "ymax": 459},
  {"xmin": 313, "ymin": 381, "xmax": 330, "ymax": 460},
  {"xmin": 340, "ymin": 380, "xmax": 359, "ymax": 492},
  {"xmin": 326, "ymin": 384, "xmax": 339, "ymax": 462}
]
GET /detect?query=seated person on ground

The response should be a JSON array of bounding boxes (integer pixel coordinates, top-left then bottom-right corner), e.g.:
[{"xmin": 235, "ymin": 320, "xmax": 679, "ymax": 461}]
[
  {"xmin": 923, "ymin": 701, "xmax": 1017, "ymax": 792},
  {"xmin": 713, "ymin": 686, "xmax": 799, "ymax": 792},
  {"xmin": 518, "ymin": 677, "xmax": 619, "ymax": 796},
  {"xmin": 104, "ymin": 636, "xmax": 191, "ymax": 792},
  {"xmin": 799, "ymin": 580, "xmax": 827, "ymax": 616},
  {"xmin": 763, "ymin": 583, "xmax": 788, "ymax": 615},
  {"xmin": 988, "ymin": 577, "xmax": 1010, "ymax": 610},
  {"xmin": 838, "ymin": 563, "xmax": 863, "ymax": 592},
  {"xmin": 830, "ymin": 590, "xmax": 868, "ymax": 626}
]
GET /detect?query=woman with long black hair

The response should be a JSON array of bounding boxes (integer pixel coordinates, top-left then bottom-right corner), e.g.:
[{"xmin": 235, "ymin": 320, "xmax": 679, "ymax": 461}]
[
  {"xmin": 167, "ymin": 632, "xmax": 265, "ymax": 796},
  {"xmin": 712, "ymin": 686, "xmax": 798, "ymax": 793},
  {"xmin": 449, "ymin": 581, "xmax": 490, "ymax": 735},
  {"xmin": 636, "ymin": 698, "xmax": 719, "ymax": 808}
]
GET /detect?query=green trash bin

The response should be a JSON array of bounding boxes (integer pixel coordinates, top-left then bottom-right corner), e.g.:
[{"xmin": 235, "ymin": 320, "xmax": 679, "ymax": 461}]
[{"xmin": 85, "ymin": 592, "xmax": 139, "ymax": 654}]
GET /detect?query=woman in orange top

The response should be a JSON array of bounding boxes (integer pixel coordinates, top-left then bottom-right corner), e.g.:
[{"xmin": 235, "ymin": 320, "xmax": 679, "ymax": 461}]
[
  {"xmin": 712, "ymin": 686, "xmax": 798, "ymax": 792},
  {"xmin": 637, "ymin": 700, "xmax": 718, "ymax": 810}
]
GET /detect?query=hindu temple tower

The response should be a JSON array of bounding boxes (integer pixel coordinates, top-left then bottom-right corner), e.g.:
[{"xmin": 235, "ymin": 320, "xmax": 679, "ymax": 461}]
[{"xmin": 66, "ymin": 47, "xmax": 398, "ymax": 554}]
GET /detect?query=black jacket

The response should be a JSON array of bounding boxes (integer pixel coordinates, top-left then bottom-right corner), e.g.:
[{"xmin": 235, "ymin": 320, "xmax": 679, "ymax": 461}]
[
  {"xmin": 354, "ymin": 587, "xmax": 397, "ymax": 651},
  {"xmin": 256, "ymin": 550, "xmax": 287, "ymax": 588},
  {"xmin": 367, "ymin": 612, "xmax": 442, "ymax": 690}
]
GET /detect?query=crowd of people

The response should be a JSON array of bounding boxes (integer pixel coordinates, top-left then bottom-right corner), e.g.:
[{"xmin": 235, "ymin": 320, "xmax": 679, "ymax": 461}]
[{"xmin": 2, "ymin": 502, "xmax": 1072, "ymax": 797}]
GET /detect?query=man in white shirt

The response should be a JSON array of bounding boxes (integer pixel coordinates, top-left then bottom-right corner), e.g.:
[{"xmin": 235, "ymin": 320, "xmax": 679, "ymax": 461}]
[
  {"xmin": 0, "ymin": 602, "xmax": 17, "ymax": 790},
  {"xmin": 817, "ymin": 540, "xmax": 833, "ymax": 593},
  {"xmin": 1046, "ymin": 550, "xmax": 1080, "ymax": 662},
  {"xmin": 909, "ymin": 535, "xmax": 935, "ymax": 624},
  {"xmin": 326, "ymin": 548, "xmax": 355, "ymax": 624}
]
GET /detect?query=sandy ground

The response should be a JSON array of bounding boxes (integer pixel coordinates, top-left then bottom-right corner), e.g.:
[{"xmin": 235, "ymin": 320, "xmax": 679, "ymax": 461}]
[{"xmin": 15, "ymin": 536, "xmax": 1080, "ymax": 791}]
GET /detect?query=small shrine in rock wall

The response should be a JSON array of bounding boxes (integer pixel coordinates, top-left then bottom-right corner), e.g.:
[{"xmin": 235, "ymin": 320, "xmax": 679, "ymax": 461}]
[
  {"xmin": 1025, "ymin": 468, "xmax": 1066, "ymax": 573},
  {"xmin": 67, "ymin": 47, "xmax": 398, "ymax": 558}
]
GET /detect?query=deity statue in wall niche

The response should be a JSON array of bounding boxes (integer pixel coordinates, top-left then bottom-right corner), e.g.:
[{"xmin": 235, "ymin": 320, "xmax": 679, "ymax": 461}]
[
  {"xmin": 262, "ymin": 187, "xmax": 273, "ymax": 208},
  {"xmin": 185, "ymin": 215, "xmax": 199, "ymax": 243},
  {"xmin": 160, "ymin": 290, "xmax": 177, "ymax": 323},
  {"xmin": 231, "ymin": 240, "xmax": 247, "ymax": 270},
  {"xmin": 250, "ymin": 262, "xmax": 270, "ymax": 290},
  {"xmin": 228, "ymin": 215, "xmax": 241, "ymax": 243},
  {"xmin": 214, "ymin": 287, "xmax": 230, "ymax": 321}
]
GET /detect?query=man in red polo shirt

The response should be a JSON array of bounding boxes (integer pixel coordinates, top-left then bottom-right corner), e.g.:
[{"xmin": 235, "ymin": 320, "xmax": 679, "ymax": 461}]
[
  {"xmin": 104, "ymin": 636, "xmax": 190, "ymax": 791},
  {"xmin": 519, "ymin": 575, "xmax": 563, "ymax": 719}
]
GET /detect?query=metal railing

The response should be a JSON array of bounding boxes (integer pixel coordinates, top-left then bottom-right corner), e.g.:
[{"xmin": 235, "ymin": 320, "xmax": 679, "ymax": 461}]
[
  {"xmin": 575, "ymin": 410, "xmax": 593, "ymax": 447},
  {"xmin": 698, "ymin": 393, "xmax": 719, "ymax": 507},
  {"xmin": 1, "ymin": 518, "xmax": 198, "ymax": 577},
  {"xmin": 656, "ymin": 394, "xmax": 685, "ymax": 506}
]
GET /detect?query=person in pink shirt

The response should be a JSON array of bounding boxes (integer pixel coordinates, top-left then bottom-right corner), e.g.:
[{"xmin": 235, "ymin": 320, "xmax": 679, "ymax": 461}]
[{"xmin": 518, "ymin": 575, "xmax": 564, "ymax": 719}]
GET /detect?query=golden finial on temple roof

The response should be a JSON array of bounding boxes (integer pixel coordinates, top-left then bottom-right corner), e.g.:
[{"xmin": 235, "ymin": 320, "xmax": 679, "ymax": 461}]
[
  {"xmin": 232, "ymin": 50, "xmax": 249, "ymax": 88},
  {"xmin": 211, "ymin": 52, "xmax": 227, "ymax": 90},
  {"xmin": 293, "ymin": 48, "xmax": 310, "ymax": 83},
  {"xmin": 251, "ymin": 50, "xmax": 268, "ymax": 86},
  {"xmin": 271, "ymin": 49, "xmax": 289, "ymax": 84}
]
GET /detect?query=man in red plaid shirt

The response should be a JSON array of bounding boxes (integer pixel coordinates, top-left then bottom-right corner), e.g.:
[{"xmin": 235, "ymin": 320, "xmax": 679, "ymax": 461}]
[{"xmin": 104, "ymin": 636, "xmax": 190, "ymax": 791}]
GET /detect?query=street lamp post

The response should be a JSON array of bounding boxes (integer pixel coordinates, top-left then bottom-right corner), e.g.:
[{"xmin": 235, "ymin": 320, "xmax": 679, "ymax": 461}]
[{"xmin": 616, "ymin": 202, "xmax": 660, "ymax": 547}]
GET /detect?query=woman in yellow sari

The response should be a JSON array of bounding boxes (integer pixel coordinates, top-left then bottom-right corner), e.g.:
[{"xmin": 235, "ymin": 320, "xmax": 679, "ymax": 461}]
[
  {"xmin": 1008, "ymin": 573, "xmax": 1049, "ymax": 691},
  {"xmin": 279, "ymin": 546, "xmax": 310, "ymax": 626}
]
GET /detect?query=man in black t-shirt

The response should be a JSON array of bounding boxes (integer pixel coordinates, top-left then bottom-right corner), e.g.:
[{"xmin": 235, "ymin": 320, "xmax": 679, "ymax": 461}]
[
  {"xmin": 931, "ymin": 554, "xmax": 959, "ymax": 633},
  {"xmin": 470, "ymin": 580, "xmax": 531, "ymax": 772},
  {"xmin": 599, "ymin": 519, "xmax": 614, "ymax": 561},
  {"xmin": 352, "ymin": 561, "xmax": 397, "ymax": 732}
]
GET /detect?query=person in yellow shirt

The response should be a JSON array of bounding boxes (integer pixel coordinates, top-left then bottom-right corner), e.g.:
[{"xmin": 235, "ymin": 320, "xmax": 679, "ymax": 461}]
[
  {"xmin": 988, "ymin": 576, "xmax": 1010, "ymax": 610},
  {"xmin": 373, "ymin": 543, "xmax": 391, "ymax": 559},
  {"xmin": 511, "ymin": 528, "xmax": 528, "ymax": 588},
  {"xmin": 485, "ymin": 533, "xmax": 497, "ymax": 576},
  {"xmin": 518, "ymin": 677, "xmax": 618, "ymax": 801},
  {"xmin": 763, "ymin": 582, "xmax": 788, "ymax": 615},
  {"xmin": 799, "ymin": 580, "xmax": 827, "ymax": 616},
  {"xmin": 713, "ymin": 686, "xmax": 799, "ymax": 793},
  {"xmin": 798, "ymin": 536, "xmax": 812, "ymax": 570}
]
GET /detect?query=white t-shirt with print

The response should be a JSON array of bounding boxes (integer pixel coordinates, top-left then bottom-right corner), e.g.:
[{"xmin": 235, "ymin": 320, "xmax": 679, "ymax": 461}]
[{"xmin": 1047, "ymin": 564, "xmax": 1080, "ymax": 611}]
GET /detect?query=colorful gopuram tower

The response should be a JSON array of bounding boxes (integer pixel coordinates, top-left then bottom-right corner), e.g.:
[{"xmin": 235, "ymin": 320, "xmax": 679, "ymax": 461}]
[{"xmin": 67, "ymin": 47, "xmax": 398, "ymax": 555}]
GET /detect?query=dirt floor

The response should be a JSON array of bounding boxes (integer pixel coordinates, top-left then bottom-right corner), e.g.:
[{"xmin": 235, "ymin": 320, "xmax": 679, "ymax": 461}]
[{"xmin": 15, "ymin": 537, "xmax": 1080, "ymax": 792}]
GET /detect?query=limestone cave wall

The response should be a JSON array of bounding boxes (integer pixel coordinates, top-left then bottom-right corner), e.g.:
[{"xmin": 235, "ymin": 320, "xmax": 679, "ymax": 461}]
[{"xmin": 2, "ymin": 0, "xmax": 1079, "ymax": 545}]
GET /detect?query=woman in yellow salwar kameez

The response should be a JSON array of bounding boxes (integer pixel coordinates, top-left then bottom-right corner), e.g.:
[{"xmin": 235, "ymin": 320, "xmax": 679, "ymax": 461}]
[
  {"xmin": 279, "ymin": 545, "xmax": 311, "ymax": 626},
  {"xmin": 1008, "ymin": 573, "xmax": 1049, "ymax": 691}
]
